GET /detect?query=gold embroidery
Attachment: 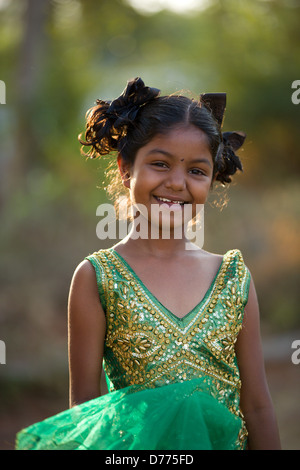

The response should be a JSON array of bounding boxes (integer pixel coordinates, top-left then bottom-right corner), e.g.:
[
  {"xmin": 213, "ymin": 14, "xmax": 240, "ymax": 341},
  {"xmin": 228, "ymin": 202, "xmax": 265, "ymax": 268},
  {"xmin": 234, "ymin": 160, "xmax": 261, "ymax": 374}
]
[{"xmin": 86, "ymin": 248, "xmax": 251, "ymax": 448}]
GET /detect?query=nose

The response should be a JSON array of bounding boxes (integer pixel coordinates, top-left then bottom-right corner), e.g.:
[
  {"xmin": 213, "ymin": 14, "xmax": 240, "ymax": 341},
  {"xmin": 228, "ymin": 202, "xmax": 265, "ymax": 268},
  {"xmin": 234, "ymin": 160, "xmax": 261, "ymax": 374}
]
[{"xmin": 165, "ymin": 166, "xmax": 186, "ymax": 191}]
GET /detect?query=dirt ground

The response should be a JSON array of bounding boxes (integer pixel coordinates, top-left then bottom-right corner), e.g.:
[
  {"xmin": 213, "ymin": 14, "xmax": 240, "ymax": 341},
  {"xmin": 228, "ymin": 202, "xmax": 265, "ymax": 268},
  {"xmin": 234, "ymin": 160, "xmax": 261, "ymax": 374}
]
[{"xmin": 1, "ymin": 359, "xmax": 299, "ymax": 450}]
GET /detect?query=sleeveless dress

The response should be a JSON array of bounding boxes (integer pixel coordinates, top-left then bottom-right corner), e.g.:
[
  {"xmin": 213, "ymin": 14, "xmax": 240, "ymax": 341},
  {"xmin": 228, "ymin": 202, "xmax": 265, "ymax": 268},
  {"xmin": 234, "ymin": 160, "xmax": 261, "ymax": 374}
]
[{"xmin": 16, "ymin": 248, "xmax": 251, "ymax": 450}]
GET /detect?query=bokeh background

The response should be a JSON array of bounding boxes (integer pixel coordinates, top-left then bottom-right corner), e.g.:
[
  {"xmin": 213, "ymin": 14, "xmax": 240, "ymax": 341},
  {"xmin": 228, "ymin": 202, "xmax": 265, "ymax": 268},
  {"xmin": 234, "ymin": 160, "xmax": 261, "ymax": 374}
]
[{"xmin": 0, "ymin": 0, "xmax": 299, "ymax": 450}]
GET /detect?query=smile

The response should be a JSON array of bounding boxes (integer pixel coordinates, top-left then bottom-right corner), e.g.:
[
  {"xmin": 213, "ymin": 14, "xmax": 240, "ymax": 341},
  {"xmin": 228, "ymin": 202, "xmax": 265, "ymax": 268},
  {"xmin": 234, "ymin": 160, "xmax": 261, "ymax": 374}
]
[{"xmin": 154, "ymin": 196, "xmax": 187, "ymax": 206}]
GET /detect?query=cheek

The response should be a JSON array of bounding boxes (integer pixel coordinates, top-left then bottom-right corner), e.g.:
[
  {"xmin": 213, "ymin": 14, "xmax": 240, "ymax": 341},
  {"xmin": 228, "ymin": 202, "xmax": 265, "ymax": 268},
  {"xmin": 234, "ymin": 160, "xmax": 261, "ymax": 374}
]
[
  {"xmin": 128, "ymin": 174, "xmax": 148, "ymax": 203},
  {"xmin": 130, "ymin": 166, "xmax": 157, "ymax": 191},
  {"xmin": 193, "ymin": 177, "xmax": 212, "ymax": 195}
]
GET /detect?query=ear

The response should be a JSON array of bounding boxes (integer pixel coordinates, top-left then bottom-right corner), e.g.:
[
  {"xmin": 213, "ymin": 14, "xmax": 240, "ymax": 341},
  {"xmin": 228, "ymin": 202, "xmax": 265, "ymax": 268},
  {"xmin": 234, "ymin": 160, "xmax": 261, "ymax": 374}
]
[{"xmin": 117, "ymin": 153, "xmax": 131, "ymax": 189}]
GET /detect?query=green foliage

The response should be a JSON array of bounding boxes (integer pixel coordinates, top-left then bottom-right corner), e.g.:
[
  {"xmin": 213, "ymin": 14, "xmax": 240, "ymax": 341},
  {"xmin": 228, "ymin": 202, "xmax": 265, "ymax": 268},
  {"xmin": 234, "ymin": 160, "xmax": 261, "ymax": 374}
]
[{"xmin": 0, "ymin": 0, "xmax": 299, "ymax": 355}]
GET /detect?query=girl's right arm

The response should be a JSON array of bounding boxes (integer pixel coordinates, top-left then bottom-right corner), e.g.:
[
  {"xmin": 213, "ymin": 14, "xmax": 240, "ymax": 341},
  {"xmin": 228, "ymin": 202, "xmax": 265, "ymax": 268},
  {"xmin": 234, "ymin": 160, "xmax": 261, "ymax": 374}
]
[{"xmin": 68, "ymin": 260, "xmax": 106, "ymax": 408}]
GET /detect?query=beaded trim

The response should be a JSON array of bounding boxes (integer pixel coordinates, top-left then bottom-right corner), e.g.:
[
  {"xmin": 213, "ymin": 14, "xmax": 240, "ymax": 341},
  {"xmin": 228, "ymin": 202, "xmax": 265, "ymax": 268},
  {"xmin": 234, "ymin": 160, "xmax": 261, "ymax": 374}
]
[{"xmin": 86, "ymin": 248, "xmax": 251, "ymax": 449}]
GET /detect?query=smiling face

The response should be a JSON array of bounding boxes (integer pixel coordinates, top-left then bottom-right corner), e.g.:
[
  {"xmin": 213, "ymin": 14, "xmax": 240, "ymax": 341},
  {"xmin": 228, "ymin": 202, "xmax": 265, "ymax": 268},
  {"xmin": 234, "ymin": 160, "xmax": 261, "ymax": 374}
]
[{"xmin": 119, "ymin": 125, "xmax": 214, "ymax": 235}]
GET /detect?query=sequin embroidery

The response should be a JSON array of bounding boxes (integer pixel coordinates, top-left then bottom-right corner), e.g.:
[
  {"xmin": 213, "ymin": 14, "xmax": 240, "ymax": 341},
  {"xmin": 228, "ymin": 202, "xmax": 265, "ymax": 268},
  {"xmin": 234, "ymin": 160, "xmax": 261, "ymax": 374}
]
[{"xmin": 86, "ymin": 248, "xmax": 251, "ymax": 448}]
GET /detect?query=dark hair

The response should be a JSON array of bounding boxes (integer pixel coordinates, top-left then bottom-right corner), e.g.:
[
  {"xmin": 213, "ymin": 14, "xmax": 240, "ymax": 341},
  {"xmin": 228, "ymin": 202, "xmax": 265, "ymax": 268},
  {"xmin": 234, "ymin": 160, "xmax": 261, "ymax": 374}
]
[{"xmin": 79, "ymin": 78, "xmax": 246, "ymax": 196}]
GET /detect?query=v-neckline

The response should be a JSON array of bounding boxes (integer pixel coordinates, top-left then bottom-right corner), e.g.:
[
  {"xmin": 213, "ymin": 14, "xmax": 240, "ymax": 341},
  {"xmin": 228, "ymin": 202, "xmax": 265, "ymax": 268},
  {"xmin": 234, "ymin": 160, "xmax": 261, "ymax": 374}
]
[{"xmin": 110, "ymin": 248, "xmax": 227, "ymax": 323}]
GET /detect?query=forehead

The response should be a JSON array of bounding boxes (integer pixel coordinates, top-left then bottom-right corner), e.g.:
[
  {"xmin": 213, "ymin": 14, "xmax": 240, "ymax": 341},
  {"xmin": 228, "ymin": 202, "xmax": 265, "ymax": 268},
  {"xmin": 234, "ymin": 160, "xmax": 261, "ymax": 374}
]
[{"xmin": 141, "ymin": 125, "xmax": 212, "ymax": 157}]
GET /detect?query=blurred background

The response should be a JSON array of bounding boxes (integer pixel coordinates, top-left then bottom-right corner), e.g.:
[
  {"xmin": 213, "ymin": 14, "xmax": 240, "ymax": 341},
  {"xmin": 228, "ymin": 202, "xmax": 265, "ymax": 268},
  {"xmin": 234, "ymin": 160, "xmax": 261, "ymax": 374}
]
[{"xmin": 0, "ymin": 0, "xmax": 299, "ymax": 450}]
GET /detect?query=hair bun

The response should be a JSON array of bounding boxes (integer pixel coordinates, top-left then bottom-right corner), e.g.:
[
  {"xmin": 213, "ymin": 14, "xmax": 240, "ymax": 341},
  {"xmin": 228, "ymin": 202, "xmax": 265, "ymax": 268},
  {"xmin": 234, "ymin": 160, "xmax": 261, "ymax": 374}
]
[
  {"xmin": 222, "ymin": 131, "xmax": 246, "ymax": 152},
  {"xmin": 215, "ymin": 131, "xmax": 246, "ymax": 184},
  {"xmin": 79, "ymin": 77, "xmax": 160, "ymax": 158},
  {"xmin": 106, "ymin": 77, "xmax": 160, "ymax": 128}
]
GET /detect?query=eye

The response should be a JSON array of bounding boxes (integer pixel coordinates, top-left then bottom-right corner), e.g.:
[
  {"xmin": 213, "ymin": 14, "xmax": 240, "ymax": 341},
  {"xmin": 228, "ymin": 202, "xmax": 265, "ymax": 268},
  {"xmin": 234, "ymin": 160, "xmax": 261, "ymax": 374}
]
[
  {"xmin": 151, "ymin": 161, "xmax": 169, "ymax": 169},
  {"xmin": 189, "ymin": 168, "xmax": 206, "ymax": 176}
]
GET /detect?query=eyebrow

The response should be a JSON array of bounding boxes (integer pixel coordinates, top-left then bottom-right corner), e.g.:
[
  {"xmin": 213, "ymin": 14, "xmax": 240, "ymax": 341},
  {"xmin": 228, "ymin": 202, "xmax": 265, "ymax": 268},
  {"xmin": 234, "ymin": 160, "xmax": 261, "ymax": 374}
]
[{"xmin": 147, "ymin": 149, "xmax": 212, "ymax": 167}]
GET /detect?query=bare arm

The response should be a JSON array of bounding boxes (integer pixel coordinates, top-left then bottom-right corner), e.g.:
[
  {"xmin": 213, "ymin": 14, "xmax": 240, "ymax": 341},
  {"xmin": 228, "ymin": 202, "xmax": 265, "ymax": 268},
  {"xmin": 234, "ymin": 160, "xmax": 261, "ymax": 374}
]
[
  {"xmin": 235, "ymin": 274, "xmax": 281, "ymax": 450},
  {"xmin": 68, "ymin": 260, "xmax": 106, "ymax": 408}
]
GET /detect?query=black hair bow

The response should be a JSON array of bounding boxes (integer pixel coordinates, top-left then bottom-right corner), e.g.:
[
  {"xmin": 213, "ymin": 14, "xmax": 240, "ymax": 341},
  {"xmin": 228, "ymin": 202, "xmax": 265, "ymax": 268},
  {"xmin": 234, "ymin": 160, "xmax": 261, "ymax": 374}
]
[
  {"xmin": 200, "ymin": 92, "xmax": 246, "ymax": 180},
  {"xmin": 105, "ymin": 77, "xmax": 160, "ymax": 128}
]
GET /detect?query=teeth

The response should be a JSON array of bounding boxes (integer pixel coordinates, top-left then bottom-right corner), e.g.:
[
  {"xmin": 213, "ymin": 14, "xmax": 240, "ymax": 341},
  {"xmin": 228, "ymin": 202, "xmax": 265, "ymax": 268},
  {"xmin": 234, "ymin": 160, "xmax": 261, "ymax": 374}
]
[{"xmin": 157, "ymin": 197, "xmax": 184, "ymax": 204}]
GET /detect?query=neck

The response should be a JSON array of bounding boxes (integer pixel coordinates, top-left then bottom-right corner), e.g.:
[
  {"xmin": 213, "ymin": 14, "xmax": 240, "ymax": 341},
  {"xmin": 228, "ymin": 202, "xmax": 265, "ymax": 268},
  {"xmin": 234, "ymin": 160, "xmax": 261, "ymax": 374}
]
[{"xmin": 120, "ymin": 223, "xmax": 198, "ymax": 258}]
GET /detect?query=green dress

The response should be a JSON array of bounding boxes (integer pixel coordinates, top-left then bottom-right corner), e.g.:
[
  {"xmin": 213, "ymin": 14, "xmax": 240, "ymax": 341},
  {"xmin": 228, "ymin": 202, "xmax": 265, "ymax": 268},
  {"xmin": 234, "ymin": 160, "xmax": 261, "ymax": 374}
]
[{"xmin": 16, "ymin": 248, "xmax": 251, "ymax": 450}]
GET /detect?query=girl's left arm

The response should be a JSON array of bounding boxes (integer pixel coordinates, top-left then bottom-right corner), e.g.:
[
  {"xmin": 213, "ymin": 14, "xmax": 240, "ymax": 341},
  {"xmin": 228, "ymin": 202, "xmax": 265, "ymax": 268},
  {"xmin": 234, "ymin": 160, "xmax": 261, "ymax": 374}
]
[{"xmin": 235, "ymin": 274, "xmax": 282, "ymax": 450}]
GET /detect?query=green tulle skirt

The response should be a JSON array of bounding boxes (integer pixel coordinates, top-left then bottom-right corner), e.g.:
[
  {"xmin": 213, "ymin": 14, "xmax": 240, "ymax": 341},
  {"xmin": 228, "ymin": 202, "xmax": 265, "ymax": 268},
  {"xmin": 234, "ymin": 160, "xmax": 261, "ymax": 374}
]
[{"xmin": 16, "ymin": 378, "xmax": 245, "ymax": 450}]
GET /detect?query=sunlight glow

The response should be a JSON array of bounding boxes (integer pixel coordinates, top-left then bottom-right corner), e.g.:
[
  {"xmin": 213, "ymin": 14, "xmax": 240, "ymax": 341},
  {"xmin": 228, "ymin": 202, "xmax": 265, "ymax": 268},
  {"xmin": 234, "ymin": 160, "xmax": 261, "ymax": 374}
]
[
  {"xmin": 126, "ymin": 0, "xmax": 212, "ymax": 15},
  {"xmin": 0, "ymin": 0, "xmax": 11, "ymax": 10}
]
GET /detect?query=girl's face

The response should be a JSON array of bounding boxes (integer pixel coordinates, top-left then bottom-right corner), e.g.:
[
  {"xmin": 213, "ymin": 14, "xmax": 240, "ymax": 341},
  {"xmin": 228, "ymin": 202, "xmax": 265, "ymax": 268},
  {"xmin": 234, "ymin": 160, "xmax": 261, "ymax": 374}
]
[{"xmin": 119, "ymin": 125, "xmax": 214, "ymax": 232}]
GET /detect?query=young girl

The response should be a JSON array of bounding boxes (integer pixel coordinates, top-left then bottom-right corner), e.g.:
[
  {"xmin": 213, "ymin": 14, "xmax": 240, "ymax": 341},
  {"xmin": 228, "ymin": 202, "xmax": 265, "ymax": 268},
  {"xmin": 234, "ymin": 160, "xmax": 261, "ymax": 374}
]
[{"xmin": 16, "ymin": 77, "xmax": 281, "ymax": 450}]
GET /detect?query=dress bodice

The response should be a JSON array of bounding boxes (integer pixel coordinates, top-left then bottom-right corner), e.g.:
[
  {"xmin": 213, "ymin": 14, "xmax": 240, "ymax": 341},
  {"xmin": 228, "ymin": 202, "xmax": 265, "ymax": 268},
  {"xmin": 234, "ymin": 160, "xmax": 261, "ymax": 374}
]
[{"xmin": 86, "ymin": 248, "xmax": 250, "ymax": 443}]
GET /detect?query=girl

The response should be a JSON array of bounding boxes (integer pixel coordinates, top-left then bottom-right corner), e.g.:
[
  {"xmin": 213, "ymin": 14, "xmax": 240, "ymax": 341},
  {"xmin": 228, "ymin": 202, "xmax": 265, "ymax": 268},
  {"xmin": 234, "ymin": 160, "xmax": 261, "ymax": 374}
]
[{"xmin": 16, "ymin": 77, "xmax": 281, "ymax": 450}]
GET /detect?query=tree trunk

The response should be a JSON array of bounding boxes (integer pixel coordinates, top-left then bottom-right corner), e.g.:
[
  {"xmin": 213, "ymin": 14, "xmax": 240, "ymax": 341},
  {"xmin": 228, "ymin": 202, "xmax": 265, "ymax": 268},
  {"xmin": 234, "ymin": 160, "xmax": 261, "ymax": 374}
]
[{"xmin": 7, "ymin": 0, "xmax": 50, "ymax": 196}]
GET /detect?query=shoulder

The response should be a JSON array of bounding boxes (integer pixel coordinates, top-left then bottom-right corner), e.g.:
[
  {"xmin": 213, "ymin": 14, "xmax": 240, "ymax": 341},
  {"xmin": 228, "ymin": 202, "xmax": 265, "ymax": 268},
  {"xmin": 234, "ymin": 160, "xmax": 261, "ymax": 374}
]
[
  {"xmin": 224, "ymin": 248, "xmax": 245, "ymax": 262},
  {"xmin": 71, "ymin": 250, "xmax": 111, "ymax": 298},
  {"xmin": 83, "ymin": 249, "xmax": 113, "ymax": 273},
  {"xmin": 69, "ymin": 260, "xmax": 99, "ymax": 302},
  {"xmin": 222, "ymin": 249, "xmax": 256, "ymax": 309},
  {"xmin": 195, "ymin": 248, "xmax": 223, "ymax": 263},
  {"xmin": 71, "ymin": 250, "xmax": 115, "ymax": 307},
  {"xmin": 69, "ymin": 258, "xmax": 105, "ymax": 315},
  {"xmin": 85, "ymin": 248, "xmax": 111, "ymax": 262},
  {"xmin": 223, "ymin": 248, "xmax": 250, "ymax": 275},
  {"xmin": 198, "ymin": 247, "xmax": 244, "ymax": 269},
  {"xmin": 72, "ymin": 259, "xmax": 97, "ymax": 283},
  {"xmin": 204, "ymin": 248, "xmax": 252, "ymax": 303}
]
